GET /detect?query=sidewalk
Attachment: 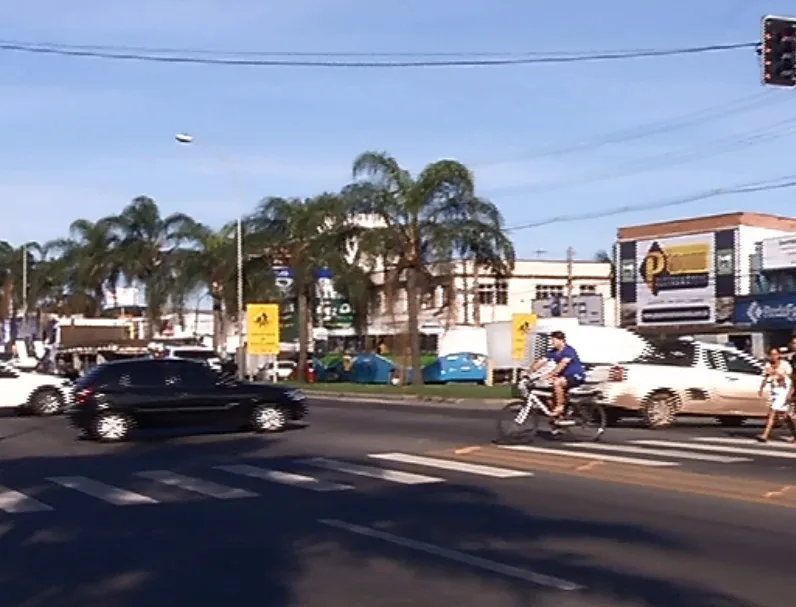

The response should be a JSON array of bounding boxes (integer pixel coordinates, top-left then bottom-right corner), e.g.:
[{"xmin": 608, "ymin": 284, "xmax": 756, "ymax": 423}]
[{"xmin": 304, "ymin": 389, "xmax": 511, "ymax": 410}]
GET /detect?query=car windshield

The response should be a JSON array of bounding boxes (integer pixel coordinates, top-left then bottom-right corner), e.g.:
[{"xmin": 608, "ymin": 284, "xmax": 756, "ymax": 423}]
[
  {"xmin": 629, "ymin": 340, "xmax": 696, "ymax": 367},
  {"xmin": 73, "ymin": 364, "xmax": 109, "ymax": 389}
]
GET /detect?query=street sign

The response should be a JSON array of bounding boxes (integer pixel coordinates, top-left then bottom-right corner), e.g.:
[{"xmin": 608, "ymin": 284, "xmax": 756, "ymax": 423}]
[
  {"xmin": 246, "ymin": 303, "xmax": 280, "ymax": 355},
  {"xmin": 511, "ymin": 313, "xmax": 537, "ymax": 361}
]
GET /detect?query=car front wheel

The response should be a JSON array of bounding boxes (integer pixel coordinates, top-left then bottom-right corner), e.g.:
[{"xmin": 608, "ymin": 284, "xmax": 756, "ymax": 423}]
[
  {"xmin": 28, "ymin": 387, "xmax": 64, "ymax": 416},
  {"xmin": 250, "ymin": 404, "xmax": 287, "ymax": 433},
  {"xmin": 90, "ymin": 412, "xmax": 133, "ymax": 442}
]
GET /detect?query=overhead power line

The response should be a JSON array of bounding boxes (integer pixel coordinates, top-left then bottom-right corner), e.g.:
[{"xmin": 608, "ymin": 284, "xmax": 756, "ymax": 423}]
[
  {"xmin": 471, "ymin": 91, "xmax": 779, "ymax": 168},
  {"xmin": 0, "ymin": 40, "xmax": 758, "ymax": 68},
  {"xmin": 503, "ymin": 175, "xmax": 796, "ymax": 232}
]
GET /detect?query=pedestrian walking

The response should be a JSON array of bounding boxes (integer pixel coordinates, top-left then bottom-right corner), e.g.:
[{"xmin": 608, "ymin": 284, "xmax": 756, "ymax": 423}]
[{"xmin": 757, "ymin": 346, "xmax": 796, "ymax": 443}]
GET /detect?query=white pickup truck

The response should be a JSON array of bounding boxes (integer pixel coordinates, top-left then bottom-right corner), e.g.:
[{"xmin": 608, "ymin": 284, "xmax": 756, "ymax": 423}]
[{"xmin": 590, "ymin": 339, "xmax": 768, "ymax": 428}]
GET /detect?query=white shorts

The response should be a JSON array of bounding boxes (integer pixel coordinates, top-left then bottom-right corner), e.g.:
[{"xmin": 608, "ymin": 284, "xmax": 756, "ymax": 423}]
[{"xmin": 770, "ymin": 388, "xmax": 790, "ymax": 412}]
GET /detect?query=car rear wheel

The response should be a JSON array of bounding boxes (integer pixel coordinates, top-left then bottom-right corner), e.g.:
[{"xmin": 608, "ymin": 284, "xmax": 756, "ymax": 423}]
[
  {"xmin": 250, "ymin": 404, "xmax": 287, "ymax": 433},
  {"xmin": 28, "ymin": 387, "xmax": 64, "ymax": 416},
  {"xmin": 642, "ymin": 390, "xmax": 679, "ymax": 429},
  {"xmin": 90, "ymin": 412, "xmax": 133, "ymax": 442}
]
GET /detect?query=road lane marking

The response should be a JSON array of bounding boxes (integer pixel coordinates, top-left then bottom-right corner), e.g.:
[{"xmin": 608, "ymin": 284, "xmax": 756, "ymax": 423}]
[
  {"xmin": 48, "ymin": 476, "xmax": 158, "ymax": 505},
  {"xmin": 215, "ymin": 464, "xmax": 353, "ymax": 492},
  {"xmin": 135, "ymin": 471, "xmax": 258, "ymax": 499},
  {"xmin": 567, "ymin": 443, "xmax": 750, "ymax": 463},
  {"xmin": 693, "ymin": 437, "xmax": 796, "ymax": 449},
  {"xmin": 319, "ymin": 519, "xmax": 582, "ymax": 591},
  {"xmin": 0, "ymin": 486, "xmax": 53, "ymax": 513},
  {"xmin": 301, "ymin": 457, "xmax": 444, "ymax": 485},
  {"xmin": 632, "ymin": 440, "xmax": 796, "ymax": 459},
  {"xmin": 495, "ymin": 444, "xmax": 678, "ymax": 467},
  {"xmin": 369, "ymin": 452, "xmax": 532, "ymax": 478}
]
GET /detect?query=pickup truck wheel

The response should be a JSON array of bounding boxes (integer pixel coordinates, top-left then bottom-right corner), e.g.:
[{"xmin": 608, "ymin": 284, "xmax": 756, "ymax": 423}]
[
  {"xmin": 251, "ymin": 404, "xmax": 287, "ymax": 433},
  {"xmin": 28, "ymin": 387, "xmax": 64, "ymax": 416},
  {"xmin": 642, "ymin": 390, "xmax": 678, "ymax": 429},
  {"xmin": 90, "ymin": 412, "xmax": 133, "ymax": 442}
]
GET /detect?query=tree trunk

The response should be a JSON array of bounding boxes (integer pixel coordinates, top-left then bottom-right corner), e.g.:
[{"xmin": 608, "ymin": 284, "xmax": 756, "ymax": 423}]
[
  {"xmin": 472, "ymin": 263, "xmax": 481, "ymax": 326},
  {"xmin": 212, "ymin": 295, "xmax": 224, "ymax": 352},
  {"xmin": 406, "ymin": 266, "xmax": 423, "ymax": 386},
  {"xmin": 461, "ymin": 264, "xmax": 469, "ymax": 325},
  {"xmin": 297, "ymin": 285, "xmax": 310, "ymax": 383}
]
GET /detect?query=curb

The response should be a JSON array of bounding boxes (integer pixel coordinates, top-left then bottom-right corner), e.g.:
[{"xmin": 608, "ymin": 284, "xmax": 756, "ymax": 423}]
[{"xmin": 304, "ymin": 390, "xmax": 512, "ymax": 409}]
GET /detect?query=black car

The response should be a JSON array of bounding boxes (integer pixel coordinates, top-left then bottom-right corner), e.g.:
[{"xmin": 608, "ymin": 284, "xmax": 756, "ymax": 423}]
[{"xmin": 66, "ymin": 358, "xmax": 307, "ymax": 442}]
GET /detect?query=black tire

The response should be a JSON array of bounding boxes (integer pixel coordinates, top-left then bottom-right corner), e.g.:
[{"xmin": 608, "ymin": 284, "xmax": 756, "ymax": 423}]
[
  {"xmin": 250, "ymin": 403, "xmax": 288, "ymax": 433},
  {"xmin": 496, "ymin": 401, "xmax": 539, "ymax": 442},
  {"xmin": 605, "ymin": 408, "xmax": 623, "ymax": 427},
  {"xmin": 716, "ymin": 416, "xmax": 745, "ymax": 427},
  {"xmin": 642, "ymin": 390, "xmax": 679, "ymax": 429},
  {"xmin": 89, "ymin": 412, "xmax": 133, "ymax": 442},
  {"xmin": 566, "ymin": 402, "xmax": 607, "ymax": 441},
  {"xmin": 27, "ymin": 387, "xmax": 64, "ymax": 416}
]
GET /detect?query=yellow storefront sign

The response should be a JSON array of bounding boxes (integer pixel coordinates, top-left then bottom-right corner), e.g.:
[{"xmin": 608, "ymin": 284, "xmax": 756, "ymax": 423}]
[
  {"xmin": 246, "ymin": 303, "xmax": 280, "ymax": 355},
  {"xmin": 511, "ymin": 313, "xmax": 537, "ymax": 360}
]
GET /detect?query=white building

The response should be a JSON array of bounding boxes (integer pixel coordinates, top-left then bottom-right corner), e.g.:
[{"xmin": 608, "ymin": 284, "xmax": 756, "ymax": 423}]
[{"xmin": 365, "ymin": 258, "xmax": 614, "ymax": 337}]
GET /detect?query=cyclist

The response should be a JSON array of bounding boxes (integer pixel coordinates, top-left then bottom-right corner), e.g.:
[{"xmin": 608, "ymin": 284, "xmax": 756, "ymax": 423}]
[{"xmin": 529, "ymin": 330, "xmax": 586, "ymax": 418}]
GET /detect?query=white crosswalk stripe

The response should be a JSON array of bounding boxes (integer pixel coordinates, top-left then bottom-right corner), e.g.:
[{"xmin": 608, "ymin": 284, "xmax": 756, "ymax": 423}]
[
  {"xmin": 48, "ymin": 476, "xmax": 158, "ymax": 505},
  {"xmin": 693, "ymin": 437, "xmax": 796, "ymax": 449},
  {"xmin": 632, "ymin": 440, "xmax": 796, "ymax": 459},
  {"xmin": 368, "ymin": 452, "xmax": 532, "ymax": 478},
  {"xmin": 300, "ymin": 457, "xmax": 445, "ymax": 485},
  {"xmin": 0, "ymin": 485, "xmax": 53, "ymax": 513},
  {"xmin": 496, "ymin": 444, "xmax": 678, "ymax": 467},
  {"xmin": 215, "ymin": 464, "xmax": 353, "ymax": 492},
  {"xmin": 566, "ymin": 443, "xmax": 750, "ymax": 463},
  {"xmin": 135, "ymin": 470, "xmax": 258, "ymax": 499}
]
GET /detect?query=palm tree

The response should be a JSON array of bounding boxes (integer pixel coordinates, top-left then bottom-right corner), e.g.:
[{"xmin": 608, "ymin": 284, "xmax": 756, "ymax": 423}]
[
  {"xmin": 594, "ymin": 249, "xmax": 616, "ymax": 299},
  {"xmin": 48, "ymin": 218, "xmax": 122, "ymax": 317},
  {"xmin": 246, "ymin": 194, "xmax": 347, "ymax": 381},
  {"xmin": 348, "ymin": 151, "xmax": 514, "ymax": 385},
  {"xmin": 175, "ymin": 221, "xmax": 238, "ymax": 350},
  {"xmin": 107, "ymin": 196, "xmax": 198, "ymax": 338}
]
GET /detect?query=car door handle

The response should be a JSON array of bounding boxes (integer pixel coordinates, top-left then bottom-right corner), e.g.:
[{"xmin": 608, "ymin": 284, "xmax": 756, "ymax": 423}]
[{"xmin": 724, "ymin": 376, "xmax": 739, "ymax": 381}]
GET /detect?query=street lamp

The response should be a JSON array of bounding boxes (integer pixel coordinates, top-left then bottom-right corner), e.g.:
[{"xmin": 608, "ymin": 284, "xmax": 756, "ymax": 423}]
[{"xmin": 174, "ymin": 133, "xmax": 246, "ymax": 379}]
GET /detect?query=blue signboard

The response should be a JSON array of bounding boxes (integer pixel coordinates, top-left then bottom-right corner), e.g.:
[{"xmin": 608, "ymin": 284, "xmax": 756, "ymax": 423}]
[{"xmin": 734, "ymin": 293, "xmax": 796, "ymax": 328}]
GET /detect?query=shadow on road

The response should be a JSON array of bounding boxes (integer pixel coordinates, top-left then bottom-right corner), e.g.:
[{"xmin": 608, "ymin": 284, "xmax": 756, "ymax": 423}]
[{"xmin": 0, "ymin": 441, "xmax": 770, "ymax": 607}]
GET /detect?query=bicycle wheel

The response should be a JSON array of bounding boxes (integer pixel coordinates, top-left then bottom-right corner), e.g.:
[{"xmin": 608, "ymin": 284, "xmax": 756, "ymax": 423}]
[
  {"xmin": 496, "ymin": 401, "xmax": 540, "ymax": 442},
  {"xmin": 565, "ymin": 402, "xmax": 607, "ymax": 441}
]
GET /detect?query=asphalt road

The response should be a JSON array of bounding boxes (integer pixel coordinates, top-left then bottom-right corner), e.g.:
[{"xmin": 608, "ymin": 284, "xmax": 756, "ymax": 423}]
[{"xmin": 0, "ymin": 399, "xmax": 794, "ymax": 606}]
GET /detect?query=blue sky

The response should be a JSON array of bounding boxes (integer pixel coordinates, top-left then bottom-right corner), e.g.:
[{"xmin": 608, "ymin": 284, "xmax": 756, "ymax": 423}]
[{"xmin": 2, "ymin": 0, "xmax": 795, "ymax": 261}]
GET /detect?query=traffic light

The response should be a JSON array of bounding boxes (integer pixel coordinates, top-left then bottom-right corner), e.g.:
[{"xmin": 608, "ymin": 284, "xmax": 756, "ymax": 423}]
[{"xmin": 762, "ymin": 15, "xmax": 796, "ymax": 87}]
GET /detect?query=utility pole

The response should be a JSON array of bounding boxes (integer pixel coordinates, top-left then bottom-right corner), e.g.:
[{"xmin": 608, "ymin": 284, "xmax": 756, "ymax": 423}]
[{"xmin": 566, "ymin": 246, "xmax": 574, "ymax": 317}]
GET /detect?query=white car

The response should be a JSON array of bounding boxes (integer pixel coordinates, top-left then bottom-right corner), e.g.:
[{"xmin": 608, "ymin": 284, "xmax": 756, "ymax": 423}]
[
  {"xmin": 0, "ymin": 361, "xmax": 73, "ymax": 416},
  {"xmin": 591, "ymin": 339, "xmax": 768, "ymax": 428},
  {"xmin": 262, "ymin": 361, "xmax": 297, "ymax": 381}
]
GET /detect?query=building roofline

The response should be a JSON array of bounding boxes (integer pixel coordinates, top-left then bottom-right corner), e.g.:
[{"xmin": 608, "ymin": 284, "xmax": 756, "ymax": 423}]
[{"xmin": 617, "ymin": 212, "xmax": 796, "ymax": 241}]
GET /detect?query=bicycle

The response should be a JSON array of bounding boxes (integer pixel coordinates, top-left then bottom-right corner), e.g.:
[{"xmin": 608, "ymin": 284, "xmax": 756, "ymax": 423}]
[{"xmin": 496, "ymin": 373, "xmax": 607, "ymax": 442}]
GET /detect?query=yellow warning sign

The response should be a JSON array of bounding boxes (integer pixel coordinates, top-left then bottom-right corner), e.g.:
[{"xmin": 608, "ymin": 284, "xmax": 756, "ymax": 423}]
[
  {"xmin": 511, "ymin": 313, "xmax": 537, "ymax": 360},
  {"xmin": 246, "ymin": 303, "xmax": 280, "ymax": 355}
]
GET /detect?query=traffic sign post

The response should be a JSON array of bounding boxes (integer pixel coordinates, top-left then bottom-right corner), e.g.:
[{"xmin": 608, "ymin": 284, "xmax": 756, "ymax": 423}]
[{"xmin": 247, "ymin": 303, "xmax": 281, "ymax": 356}]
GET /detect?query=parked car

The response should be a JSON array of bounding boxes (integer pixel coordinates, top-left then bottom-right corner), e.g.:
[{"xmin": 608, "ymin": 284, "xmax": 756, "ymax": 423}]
[
  {"xmin": 591, "ymin": 338, "xmax": 767, "ymax": 428},
  {"xmin": 0, "ymin": 361, "xmax": 73, "ymax": 416},
  {"xmin": 262, "ymin": 360, "xmax": 297, "ymax": 381},
  {"xmin": 65, "ymin": 358, "xmax": 307, "ymax": 442}
]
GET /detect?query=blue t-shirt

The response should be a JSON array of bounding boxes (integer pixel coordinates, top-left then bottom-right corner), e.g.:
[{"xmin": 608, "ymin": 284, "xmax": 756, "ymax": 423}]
[{"xmin": 546, "ymin": 344, "xmax": 585, "ymax": 379}]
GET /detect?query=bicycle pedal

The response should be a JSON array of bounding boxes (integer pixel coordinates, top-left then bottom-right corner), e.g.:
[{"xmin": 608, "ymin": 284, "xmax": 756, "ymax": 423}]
[{"xmin": 556, "ymin": 420, "xmax": 576, "ymax": 427}]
